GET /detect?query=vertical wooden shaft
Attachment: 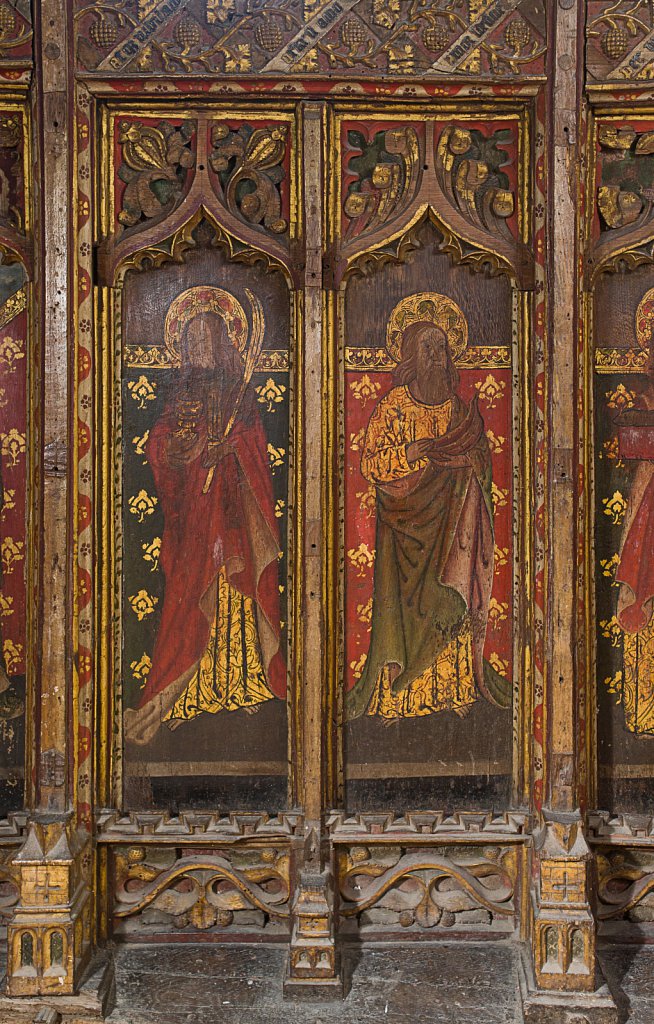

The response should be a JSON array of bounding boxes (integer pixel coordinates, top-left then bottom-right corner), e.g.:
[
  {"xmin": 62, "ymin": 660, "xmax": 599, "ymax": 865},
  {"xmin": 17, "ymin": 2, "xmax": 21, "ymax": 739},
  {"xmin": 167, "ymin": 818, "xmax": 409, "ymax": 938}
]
[
  {"xmin": 546, "ymin": 0, "xmax": 583, "ymax": 814},
  {"xmin": 34, "ymin": 0, "xmax": 71, "ymax": 812},
  {"xmin": 301, "ymin": 103, "xmax": 325, "ymax": 827}
]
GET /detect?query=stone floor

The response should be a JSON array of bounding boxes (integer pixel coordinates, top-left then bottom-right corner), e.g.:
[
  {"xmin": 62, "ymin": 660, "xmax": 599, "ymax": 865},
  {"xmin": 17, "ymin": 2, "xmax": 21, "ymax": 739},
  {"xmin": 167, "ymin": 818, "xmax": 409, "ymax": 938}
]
[{"xmin": 100, "ymin": 940, "xmax": 654, "ymax": 1024}]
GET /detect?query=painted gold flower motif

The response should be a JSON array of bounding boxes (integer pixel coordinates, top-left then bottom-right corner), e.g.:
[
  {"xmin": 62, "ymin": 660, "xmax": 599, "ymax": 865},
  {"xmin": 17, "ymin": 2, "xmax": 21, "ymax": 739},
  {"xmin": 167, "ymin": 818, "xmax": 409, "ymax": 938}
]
[
  {"xmin": 0, "ymin": 428, "xmax": 25, "ymax": 466},
  {"xmin": 357, "ymin": 598, "xmax": 372, "ymax": 625},
  {"xmin": 224, "ymin": 44, "xmax": 252, "ymax": 72},
  {"xmin": 486, "ymin": 430, "xmax": 506, "ymax": 454},
  {"xmin": 1, "ymin": 537, "xmax": 23, "ymax": 575},
  {"xmin": 129, "ymin": 589, "xmax": 159, "ymax": 621},
  {"xmin": 356, "ymin": 485, "xmax": 376, "ymax": 518},
  {"xmin": 489, "ymin": 653, "xmax": 509, "ymax": 677},
  {"xmin": 267, "ymin": 443, "xmax": 286, "ymax": 473},
  {"xmin": 133, "ymin": 430, "xmax": 150, "ymax": 461},
  {"xmin": 129, "ymin": 489, "xmax": 158, "ymax": 523},
  {"xmin": 3, "ymin": 639, "xmax": 21, "ymax": 675},
  {"xmin": 600, "ymin": 615, "xmax": 622, "ymax": 648},
  {"xmin": 142, "ymin": 537, "xmax": 161, "ymax": 572},
  {"xmin": 1, "ymin": 489, "xmax": 14, "ymax": 518},
  {"xmin": 349, "ymin": 428, "xmax": 365, "ymax": 452},
  {"xmin": 602, "ymin": 490, "xmax": 627, "ymax": 525},
  {"xmin": 347, "ymin": 542, "xmax": 375, "ymax": 577},
  {"xmin": 373, "ymin": 0, "xmax": 400, "ymax": 28},
  {"xmin": 600, "ymin": 437, "xmax": 623, "ymax": 467},
  {"xmin": 274, "ymin": 499, "xmax": 286, "ymax": 519},
  {"xmin": 127, "ymin": 375, "xmax": 157, "ymax": 410},
  {"xmin": 475, "ymin": 374, "xmax": 506, "ymax": 409},
  {"xmin": 494, "ymin": 545, "xmax": 509, "ymax": 572},
  {"xmin": 207, "ymin": 0, "xmax": 236, "ymax": 24},
  {"xmin": 350, "ymin": 653, "xmax": 367, "ymax": 680},
  {"xmin": 130, "ymin": 653, "xmax": 152, "ymax": 685},
  {"xmin": 604, "ymin": 670, "xmax": 623, "ymax": 699},
  {"xmin": 0, "ymin": 593, "xmax": 13, "ymax": 617},
  {"xmin": 350, "ymin": 375, "xmax": 381, "ymax": 407},
  {"xmin": 491, "ymin": 483, "xmax": 509, "ymax": 514},
  {"xmin": 600, "ymin": 553, "xmax": 620, "ymax": 585},
  {"xmin": 0, "ymin": 335, "xmax": 24, "ymax": 373},
  {"xmin": 388, "ymin": 44, "xmax": 416, "ymax": 74},
  {"xmin": 256, "ymin": 378, "xmax": 286, "ymax": 413},
  {"xmin": 488, "ymin": 598, "xmax": 509, "ymax": 627},
  {"xmin": 605, "ymin": 383, "xmax": 636, "ymax": 412}
]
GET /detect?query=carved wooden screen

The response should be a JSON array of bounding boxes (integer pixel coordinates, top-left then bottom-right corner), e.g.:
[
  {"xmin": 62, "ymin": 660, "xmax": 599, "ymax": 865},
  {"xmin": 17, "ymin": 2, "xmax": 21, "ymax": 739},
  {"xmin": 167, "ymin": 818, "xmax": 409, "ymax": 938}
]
[{"xmin": 70, "ymin": 75, "xmax": 544, "ymax": 943}]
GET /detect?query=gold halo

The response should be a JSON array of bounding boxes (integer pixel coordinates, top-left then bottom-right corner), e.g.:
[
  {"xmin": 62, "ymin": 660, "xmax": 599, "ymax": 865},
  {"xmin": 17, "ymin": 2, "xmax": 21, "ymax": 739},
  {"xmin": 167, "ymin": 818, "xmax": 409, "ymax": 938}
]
[
  {"xmin": 636, "ymin": 286, "xmax": 654, "ymax": 351},
  {"xmin": 386, "ymin": 292, "xmax": 468, "ymax": 364},
  {"xmin": 164, "ymin": 286, "xmax": 248, "ymax": 366}
]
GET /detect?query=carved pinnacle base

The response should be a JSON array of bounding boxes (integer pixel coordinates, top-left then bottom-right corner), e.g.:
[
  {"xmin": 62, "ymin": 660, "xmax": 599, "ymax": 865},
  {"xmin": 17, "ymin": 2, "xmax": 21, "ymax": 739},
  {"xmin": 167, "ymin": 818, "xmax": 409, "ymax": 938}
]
[
  {"xmin": 518, "ymin": 945, "xmax": 618, "ymax": 1024},
  {"xmin": 283, "ymin": 868, "xmax": 343, "ymax": 1000},
  {"xmin": 283, "ymin": 959, "xmax": 344, "ymax": 1001},
  {"xmin": 0, "ymin": 951, "xmax": 115, "ymax": 1023},
  {"xmin": 5, "ymin": 817, "xmax": 94, "ymax": 997}
]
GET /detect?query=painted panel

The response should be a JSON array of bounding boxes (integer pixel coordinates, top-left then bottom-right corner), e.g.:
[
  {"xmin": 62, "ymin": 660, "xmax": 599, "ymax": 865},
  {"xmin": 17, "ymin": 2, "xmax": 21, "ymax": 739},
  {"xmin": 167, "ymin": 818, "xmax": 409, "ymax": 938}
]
[
  {"xmin": 335, "ymin": 114, "xmax": 528, "ymax": 810},
  {"xmin": 592, "ymin": 119, "xmax": 654, "ymax": 812},
  {"xmin": 106, "ymin": 113, "xmax": 295, "ymax": 811}
]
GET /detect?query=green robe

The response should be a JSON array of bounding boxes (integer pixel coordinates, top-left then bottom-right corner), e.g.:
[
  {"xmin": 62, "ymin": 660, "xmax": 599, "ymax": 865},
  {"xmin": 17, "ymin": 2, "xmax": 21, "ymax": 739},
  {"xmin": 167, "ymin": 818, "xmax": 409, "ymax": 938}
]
[{"xmin": 347, "ymin": 393, "xmax": 511, "ymax": 719}]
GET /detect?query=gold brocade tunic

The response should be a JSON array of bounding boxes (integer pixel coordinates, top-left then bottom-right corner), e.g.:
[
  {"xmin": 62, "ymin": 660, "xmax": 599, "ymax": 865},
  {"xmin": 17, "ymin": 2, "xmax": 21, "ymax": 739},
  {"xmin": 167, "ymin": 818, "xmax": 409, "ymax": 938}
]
[
  {"xmin": 359, "ymin": 385, "xmax": 476, "ymax": 720},
  {"xmin": 165, "ymin": 569, "xmax": 275, "ymax": 723}
]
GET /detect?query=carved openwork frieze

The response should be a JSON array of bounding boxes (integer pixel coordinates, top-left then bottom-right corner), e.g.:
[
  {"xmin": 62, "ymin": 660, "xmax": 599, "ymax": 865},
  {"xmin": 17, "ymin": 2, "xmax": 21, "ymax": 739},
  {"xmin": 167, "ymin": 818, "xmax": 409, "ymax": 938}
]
[
  {"xmin": 74, "ymin": 0, "xmax": 545, "ymax": 79},
  {"xmin": 328, "ymin": 810, "xmax": 529, "ymax": 837},
  {"xmin": 112, "ymin": 845, "xmax": 291, "ymax": 936},
  {"xmin": 588, "ymin": 811, "xmax": 654, "ymax": 841},
  {"xmin": 338, "ymin": 845, "xmax": 517, "ymax": 932},
  {"xmin": 97, "ymin": 810, "xmax": 303, "ymax": 841}
]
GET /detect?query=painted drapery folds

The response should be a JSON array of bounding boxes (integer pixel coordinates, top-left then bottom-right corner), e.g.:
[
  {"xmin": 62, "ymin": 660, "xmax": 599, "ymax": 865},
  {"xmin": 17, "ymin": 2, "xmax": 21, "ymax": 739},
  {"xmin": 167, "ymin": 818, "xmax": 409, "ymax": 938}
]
[
  {"xmin": 592, "ymin": 118, "xmax": 654, "ymax": 812},
  {"xmin": 0, "ymin": 105, "xmax": 29, "ymax": 814},
  {"xmin": 107, "ymin": 110, "xmax": 294, "ymax": 812},
  {"xmin": 338, "ymin": 114, "xmax": 525, "ymax": 811}
]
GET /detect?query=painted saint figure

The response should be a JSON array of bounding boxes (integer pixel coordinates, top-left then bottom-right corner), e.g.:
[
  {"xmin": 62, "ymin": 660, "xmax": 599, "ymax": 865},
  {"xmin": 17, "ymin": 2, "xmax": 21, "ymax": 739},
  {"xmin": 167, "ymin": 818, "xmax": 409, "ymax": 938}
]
[
  {"xmin": 347, "ymin": 294, "xmax": 511, "ymax": 721},
  {"xmin": 615, "ymin": 289, "xmax": 654, "ymax": 735},
  {"xmin": 126, "ymin": 290, "xmax": 285, "ymax": 745}
]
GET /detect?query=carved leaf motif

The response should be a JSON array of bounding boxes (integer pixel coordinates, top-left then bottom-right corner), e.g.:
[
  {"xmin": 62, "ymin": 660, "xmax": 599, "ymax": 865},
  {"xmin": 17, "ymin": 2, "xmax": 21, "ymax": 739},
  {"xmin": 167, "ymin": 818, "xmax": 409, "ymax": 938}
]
[
  {"xmin": 636, "ymin": 131, "xmax": 654, "ymax": 154},
  {"xmin": 598, "ymin": 126, "xmax": 637, "ymax": 151},
  {"xmin": 210, "ymin": 123, "xmax": 289, "ymax": 236},
  {"xmin": 598, "ymin": 185, "xmax": 643, "ymax": 229}
]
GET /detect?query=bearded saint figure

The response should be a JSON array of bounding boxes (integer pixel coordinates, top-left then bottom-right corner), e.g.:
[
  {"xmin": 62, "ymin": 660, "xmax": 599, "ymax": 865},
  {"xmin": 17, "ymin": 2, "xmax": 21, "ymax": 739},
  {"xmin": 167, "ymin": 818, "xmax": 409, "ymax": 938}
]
[
  {"xmin": 125, "ymin": 305, "xmax": 285, "ymax": 745},
  {"xmin": 347, "ymin": 305, "xmax": 511, "ymax": 721}
]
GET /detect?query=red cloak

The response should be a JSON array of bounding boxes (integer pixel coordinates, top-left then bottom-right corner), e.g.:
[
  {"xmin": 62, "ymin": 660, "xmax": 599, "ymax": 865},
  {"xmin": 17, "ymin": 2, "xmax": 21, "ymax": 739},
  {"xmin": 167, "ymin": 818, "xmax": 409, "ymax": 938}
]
[{"xmin": 136, "ymin": 388, "xmax": 286, "ymax": 712}]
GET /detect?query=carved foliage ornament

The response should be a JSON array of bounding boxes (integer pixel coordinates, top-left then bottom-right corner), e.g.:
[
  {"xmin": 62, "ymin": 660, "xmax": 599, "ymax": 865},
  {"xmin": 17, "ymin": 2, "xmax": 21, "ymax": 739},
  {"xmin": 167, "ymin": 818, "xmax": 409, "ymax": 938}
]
[
  {"xmin": 114, "ymin": 846, "xmax": 291, "ymax": 932},
  {"xmin": 117, "ymin": 119, "xmax": 195, "ymax": 231},
  {"xmin": 339, "ymin": 846, "xmax": 515, "ymax": 930},
  {"xmin": 74, "ymin": 0, "xmax": 545, "ymax": 78},
  {"xmin": 343, "ymin": 125, "xmax": 420, "ymax": 240},
  {"xmin": 587, "ymin": 1, "xmax": 654, "ymax": 81},
  {"xmin": 590, "ymin": 121, "xmax": 654, "ymax": 279},
  {"xmin": 210, "ymin": 123, "xmax": 289, "ymax": 237}
]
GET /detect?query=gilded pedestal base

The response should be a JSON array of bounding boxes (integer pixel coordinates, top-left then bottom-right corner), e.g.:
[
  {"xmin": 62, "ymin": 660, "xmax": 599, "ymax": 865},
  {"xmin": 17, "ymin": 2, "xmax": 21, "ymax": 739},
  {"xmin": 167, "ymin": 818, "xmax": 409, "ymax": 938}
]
[
  {"xmin": 283, "ymin": 868, "xmax": 343, "ymax": 1000},
  {"xmin": 5, "ymin": 817, "xmax": 94, "ymax": 998},
  {"xmin": 518, "ymin": 945, "xmax": 618, "ymax": 1024},
  {"xmin": 0, "ymin": 951, "xmax": 115, "ymax": 1024}
]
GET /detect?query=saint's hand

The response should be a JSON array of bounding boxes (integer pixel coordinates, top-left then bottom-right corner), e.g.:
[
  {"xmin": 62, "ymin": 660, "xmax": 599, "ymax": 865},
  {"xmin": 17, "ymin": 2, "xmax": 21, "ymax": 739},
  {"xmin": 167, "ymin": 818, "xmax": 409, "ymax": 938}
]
[
  {"xmin": 406, "ymin": 438, "xmax": 436, "ymax": 464},
  {"xmin": 202, "ymin": 439, "xmax": 236, "ymax": 469}
]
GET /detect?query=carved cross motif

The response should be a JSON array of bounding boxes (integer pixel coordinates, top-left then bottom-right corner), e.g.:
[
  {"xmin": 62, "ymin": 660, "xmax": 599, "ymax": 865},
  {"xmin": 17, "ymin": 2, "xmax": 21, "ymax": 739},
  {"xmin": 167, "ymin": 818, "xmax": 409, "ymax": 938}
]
[{"xmin": 34, "ymin": 871, "xmax": 61, "ymax": 904}]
